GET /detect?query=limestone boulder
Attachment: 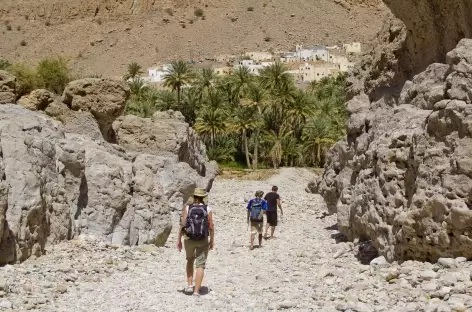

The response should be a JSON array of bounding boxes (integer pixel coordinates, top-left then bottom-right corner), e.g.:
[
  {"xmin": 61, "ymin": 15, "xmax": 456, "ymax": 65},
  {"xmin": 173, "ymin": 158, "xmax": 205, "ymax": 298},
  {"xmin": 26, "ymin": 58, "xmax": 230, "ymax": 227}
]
[
  {"xmin": 62, "ymin": 78, "xmax": 130, "ymax": 141},
  {"xmin": 0, "ymin": 70, "xmax": 16, "ymax": 104},
  {"xmin": 0, "ymin": 104, "xmax": 212, "ymax": 265},
  {"xmin": 17, "ymin": 89, "xmax": 56, "ymax": 111},
  {"xmin": 314, "ymin": 39, "xmax": 472, "ymax": 262},
  {"xmin": 113, "ymin": 110, "xmax": 218, "ymax": 191}
]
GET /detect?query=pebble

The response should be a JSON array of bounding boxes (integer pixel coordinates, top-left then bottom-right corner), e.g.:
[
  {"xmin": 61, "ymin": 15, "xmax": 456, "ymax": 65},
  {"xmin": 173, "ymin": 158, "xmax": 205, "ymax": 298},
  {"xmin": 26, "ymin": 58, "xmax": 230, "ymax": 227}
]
[
  {"xmin": 438, "ymin": 258, "xmax": 456, "ymax": 268},
  {"xmin": 0, "ymin": 278, "xmax": 6, "ymax": 291},
  {"xmin": 0, "ymin": 300, "xmax": 12, "ymax": 309},
  {"xmin": 370, "ymin": 256, "xmax": 388, "ymax": 267},
  {"xmin": 419, "ymin": 270, "xmax": 438, "ymax": 281}
]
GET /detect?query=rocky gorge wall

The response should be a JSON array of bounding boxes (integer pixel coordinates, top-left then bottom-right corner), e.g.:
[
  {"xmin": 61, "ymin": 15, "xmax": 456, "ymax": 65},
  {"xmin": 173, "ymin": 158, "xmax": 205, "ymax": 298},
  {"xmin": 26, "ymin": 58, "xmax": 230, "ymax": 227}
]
[
  {"xmin": 0, "ymin": 73, "xmax": 217, "ymax": 265},
  {"xmin": 310, "ymin": 0, "xmax": 472, "ymax": 263}
]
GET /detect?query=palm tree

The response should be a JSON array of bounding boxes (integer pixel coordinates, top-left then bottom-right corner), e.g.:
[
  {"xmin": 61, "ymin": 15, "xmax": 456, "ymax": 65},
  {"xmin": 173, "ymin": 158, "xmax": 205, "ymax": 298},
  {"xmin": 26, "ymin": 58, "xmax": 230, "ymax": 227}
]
[
  {"xmin": 231, "ymin": 66, "xmax": 253, "ymax": 96},
  {"xmin": 282, "ymin": 137, "xmax": 304, "ymax": 167},
  {"xmin": 125, "ymin": 89, "xmax": 158, "ymax": 118},
  {"xmin": 287, "ymin": 90, "xmax": 316, "ymax": 138},
  {"xmin": 163, "ymin": 60, "xmax": 195, "ymax": 109},
  {"xmin": 259, "ymin": 62, "xmax": 291, "ymax": 93},
  {"xmin": 229, "ymin": 105, "xmax": 258, "ymax": 169},
  {"xmin": 194, "ymin": 68, "xmax": 218, "ymax": 100},
  {"xmin": 217, "ymin": 76, "xmax": 239, "ymax": 107},
  {"xmin": 181, "ymin": 88, "xmax": 200, "ymax": 125},
  {"xmin": 194, "ymin": 107, "xmax": 228, "ymax": 147},
  {"xmin": 263, "ymin": 125, "xmax": 293, "ymax": 169},
  {"xmin": 243, "ymin": 83, "xmax": 268, "ymax": 169},
  {"xmin": 202, "ymin": 88, "xmax": 226, "ymax": 110},
  {"xmin": 302, "ymin": 117, "xmax": 337, "ymax": 167},
  {"xmin": 128, "ymin": 78, "xmax": 149, "ymax": 98},
  {"xmin": 156, "ymin": 90, "xmax": 177, "ymax": 110},
  {"xmin": 206, "ymin": 135, "xmax": 237, "ymax": 163},
  {"xmin": 123, "ymin": 62, "xmax": 143, "ymax": 81}
]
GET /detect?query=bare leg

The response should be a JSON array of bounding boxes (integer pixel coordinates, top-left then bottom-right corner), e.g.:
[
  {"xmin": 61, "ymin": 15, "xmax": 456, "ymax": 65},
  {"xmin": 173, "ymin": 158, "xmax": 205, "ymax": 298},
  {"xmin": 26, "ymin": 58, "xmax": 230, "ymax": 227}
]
[
  {"xmin": 186, "ymin": 259, "xmax": 195, "ymax": 286},
  {"xmin": 250, "ymin": 233, "xmax": 255, "ymax": 249},
  {"xmin": 264, "ymin": 223, "xmax": 270, "ymax": 237},
  {"xmin": 194, "ymin": 268, "xmax": 205, "ymax": 294},
  {"xmin": 258, "ymin": 234, "xmax": 263, "ymax": 247},
  {"xmin": 270, "ymin": 226, "xmax": 276, "ymax": 238}
]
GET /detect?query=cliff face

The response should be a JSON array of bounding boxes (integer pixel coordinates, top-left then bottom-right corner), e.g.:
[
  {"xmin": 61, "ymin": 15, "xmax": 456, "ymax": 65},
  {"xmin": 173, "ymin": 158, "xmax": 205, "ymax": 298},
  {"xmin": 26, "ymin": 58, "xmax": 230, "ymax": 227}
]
[
  {"xmin": 312, "ymin": 0, "xmax": 472, "ymax": 262},
  {"xmin": 383, "ymin": 0, "xmax": 472, "ymax": 78},
  {"xmin": 348, "ymin": 0, "xmax": 472, "ymax": 101}
]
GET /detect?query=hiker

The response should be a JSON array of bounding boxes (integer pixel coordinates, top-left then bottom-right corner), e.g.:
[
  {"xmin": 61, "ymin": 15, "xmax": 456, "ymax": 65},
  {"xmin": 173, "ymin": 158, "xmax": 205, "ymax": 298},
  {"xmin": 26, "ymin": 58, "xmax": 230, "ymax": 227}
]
[
  {"xmin": 264, "ymin": 185, "xmax": 283, "ymax": 239},
  {"xmin": 177, "ymin": 188, "xmax": 215, "ymax": 296},
  {"xmin": 247, "ymin": 190, "xmax": 268, "ymax": 250}
]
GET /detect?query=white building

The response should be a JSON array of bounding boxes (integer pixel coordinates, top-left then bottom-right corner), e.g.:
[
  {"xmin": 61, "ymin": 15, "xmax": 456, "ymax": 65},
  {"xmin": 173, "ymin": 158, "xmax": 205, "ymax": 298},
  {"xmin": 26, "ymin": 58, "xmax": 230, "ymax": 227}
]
[
  {"xmin": 238, "ymin": 59, "xmax": 255, "ymax": 67},
  {"xmin": 343, "ymin": 42, "xmax": 362, "ymax": 54},
  {"xmin": 281, "ymin": 52, "xmax": 299, "ymax": 63},
  {"xmin": 295, "ymin": 45, "xmax": 314, "ymax": 62},
  {"xmin": 312, "ymin": 45, "xmax": 330, "ymax": 62},
  {"xmin": 244, "ymin": 51, "xmax": 273, "ymax": 61},
  {"xmin": 299, "ymin": 62, "xmax": 339, "ymax": 82},
  {"xmin": 234, "ymin": 61, "xmax": 274, "ymax": 76},
  {"xmin": 146, "ymin": 64, "xmax": 171, "ymax": 83}
]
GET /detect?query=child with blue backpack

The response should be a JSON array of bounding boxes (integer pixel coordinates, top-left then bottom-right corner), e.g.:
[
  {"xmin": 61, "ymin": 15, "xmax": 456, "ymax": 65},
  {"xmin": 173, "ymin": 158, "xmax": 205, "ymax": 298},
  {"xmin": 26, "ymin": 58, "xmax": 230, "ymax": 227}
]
[{"xmin": 247, "ymin": 190, "xmax": 268, "ymax": 250}]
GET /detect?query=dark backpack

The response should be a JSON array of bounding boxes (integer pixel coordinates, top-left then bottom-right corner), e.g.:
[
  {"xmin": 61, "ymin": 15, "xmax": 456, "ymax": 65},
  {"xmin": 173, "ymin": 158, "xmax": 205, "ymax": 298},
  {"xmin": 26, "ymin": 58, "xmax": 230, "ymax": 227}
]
[
  {"xmin": 249, "ymin": 199, "xmax": 264, "ymax": 222},
  {"xmin": 185, "ymin": 204, "xmax": 209, "ymax": 240}
]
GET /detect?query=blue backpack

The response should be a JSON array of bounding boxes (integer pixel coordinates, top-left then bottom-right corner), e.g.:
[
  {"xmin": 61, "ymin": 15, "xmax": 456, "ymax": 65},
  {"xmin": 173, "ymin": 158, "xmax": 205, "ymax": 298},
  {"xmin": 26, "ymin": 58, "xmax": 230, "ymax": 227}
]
[{"xmin": 249, "ymin": 199, "xmax": 264, "ymax": 222}]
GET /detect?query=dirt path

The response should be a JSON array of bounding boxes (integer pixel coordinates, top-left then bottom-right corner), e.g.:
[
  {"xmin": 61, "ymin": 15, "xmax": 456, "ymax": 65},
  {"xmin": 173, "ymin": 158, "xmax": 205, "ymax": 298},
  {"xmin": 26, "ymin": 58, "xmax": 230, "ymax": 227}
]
[{"xmin": 2, "ymin": 168, "xmax": 472, "ymax": 312}]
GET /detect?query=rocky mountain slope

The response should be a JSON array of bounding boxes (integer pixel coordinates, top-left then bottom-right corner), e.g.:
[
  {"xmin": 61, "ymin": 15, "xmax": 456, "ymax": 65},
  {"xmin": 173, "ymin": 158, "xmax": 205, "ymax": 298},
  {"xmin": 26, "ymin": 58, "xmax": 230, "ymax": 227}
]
[
  {"xmin": 0, "ymin": 72, "xmax": 217, "ymax": 265},
  {"xmin": 0, "ymin": 0, "xmax": 386, "ymax": 76},
  {"xmin": 310, "ymin": 0, "xmax": 472, "ymax": 262}
]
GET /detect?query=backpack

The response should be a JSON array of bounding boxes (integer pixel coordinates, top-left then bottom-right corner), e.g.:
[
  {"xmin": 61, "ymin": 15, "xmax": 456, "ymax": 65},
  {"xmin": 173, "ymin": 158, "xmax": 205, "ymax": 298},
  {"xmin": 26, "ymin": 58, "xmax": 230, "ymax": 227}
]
[
  {"xmin": 185, "ymin": 204, "xmax": 209, "ymax": 240},
  {"xmin": 249, "ymin": 199, "xmax": 264, "ymax": 222}
]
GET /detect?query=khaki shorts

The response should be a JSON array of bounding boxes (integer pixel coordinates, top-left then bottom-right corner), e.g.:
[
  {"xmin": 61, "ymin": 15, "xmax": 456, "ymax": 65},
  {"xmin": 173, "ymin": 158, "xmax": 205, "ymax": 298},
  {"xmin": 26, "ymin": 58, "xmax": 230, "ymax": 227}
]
[
  {"xmin": 184, "ymin": 238, "xmax": 209, "ymax": 269},
  {"xmin": 251, "ymin": 221, "xmax": 263, "ymax": 235}
]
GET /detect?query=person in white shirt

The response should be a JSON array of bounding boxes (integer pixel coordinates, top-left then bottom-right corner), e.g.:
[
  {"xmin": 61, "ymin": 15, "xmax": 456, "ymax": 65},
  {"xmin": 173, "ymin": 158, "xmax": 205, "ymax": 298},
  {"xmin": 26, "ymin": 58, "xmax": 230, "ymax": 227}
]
[{"xmin": 177, "ymin": 188, "xmax": 215, "ymax": 296}]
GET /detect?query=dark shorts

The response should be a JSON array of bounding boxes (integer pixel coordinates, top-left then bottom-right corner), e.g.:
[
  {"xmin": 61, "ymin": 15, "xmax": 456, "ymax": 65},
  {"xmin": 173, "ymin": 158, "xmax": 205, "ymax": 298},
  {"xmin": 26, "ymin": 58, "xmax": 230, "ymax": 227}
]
[{"xmin": 266, "ymin": 210, "xmax": 278, "ymax": 226}]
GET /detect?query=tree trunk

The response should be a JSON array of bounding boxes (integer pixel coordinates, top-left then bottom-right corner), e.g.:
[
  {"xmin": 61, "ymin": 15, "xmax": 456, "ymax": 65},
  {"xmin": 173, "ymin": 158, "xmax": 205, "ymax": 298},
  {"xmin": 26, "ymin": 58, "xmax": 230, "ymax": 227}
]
[
  {"xmin": 243, "ymin": 130, "xmax": 251, "ymax": 169},
  {"xmin": 252, "ymin": 130, "xmax": 259, "ymax": 170},
  {"xmin": 177, "ymin": 86, "xmax": 181, "ymax": 111}
]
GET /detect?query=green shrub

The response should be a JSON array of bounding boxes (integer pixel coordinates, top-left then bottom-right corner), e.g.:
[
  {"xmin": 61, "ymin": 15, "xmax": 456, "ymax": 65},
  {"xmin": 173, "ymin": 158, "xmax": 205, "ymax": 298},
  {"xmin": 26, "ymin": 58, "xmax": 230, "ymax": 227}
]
[
  {"xmin": 8, "ymin": 64, "xmax": 41, "ymax": 97},
  {"xmin": 36, "ymin": 57, "xmax": 71, "ymax": 94},
  {"xmin": 194, "ymin": 8, "xmax": 204, "ymax": 17},
  {"xmin": 0, "ymin": 60, "xmax": 11, "ymax": 70}
]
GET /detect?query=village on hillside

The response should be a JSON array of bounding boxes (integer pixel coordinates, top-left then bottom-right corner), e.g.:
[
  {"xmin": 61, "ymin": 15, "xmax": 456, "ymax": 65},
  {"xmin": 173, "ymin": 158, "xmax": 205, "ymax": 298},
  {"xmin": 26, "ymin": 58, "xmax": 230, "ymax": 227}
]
[{"xmin": 140, "ymin": 42, "xmax": 362, "ymax": 86}]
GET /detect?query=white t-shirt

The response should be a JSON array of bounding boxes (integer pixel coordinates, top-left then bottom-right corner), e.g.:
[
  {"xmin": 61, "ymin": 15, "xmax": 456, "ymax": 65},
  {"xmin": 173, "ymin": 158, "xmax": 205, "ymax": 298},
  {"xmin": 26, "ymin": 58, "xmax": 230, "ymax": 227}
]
[{"xmin": 185, "ymin": 204, "xmax": 212, "ymax": 213}]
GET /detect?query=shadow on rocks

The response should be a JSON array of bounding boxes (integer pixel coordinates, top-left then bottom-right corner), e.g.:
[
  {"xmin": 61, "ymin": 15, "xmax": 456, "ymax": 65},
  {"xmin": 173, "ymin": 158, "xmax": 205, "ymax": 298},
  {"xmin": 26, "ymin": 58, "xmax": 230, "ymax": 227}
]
[
  {"xmin": 356, "ymin": 240, "xmax": 379, "ymax": 265},
  {"xmin": 325, "ymin": 223, "xmax": 349, "ymax": 244},
  {"xmin": 178, "ymin": 286, "xmax": 211, "ymax": 296}
]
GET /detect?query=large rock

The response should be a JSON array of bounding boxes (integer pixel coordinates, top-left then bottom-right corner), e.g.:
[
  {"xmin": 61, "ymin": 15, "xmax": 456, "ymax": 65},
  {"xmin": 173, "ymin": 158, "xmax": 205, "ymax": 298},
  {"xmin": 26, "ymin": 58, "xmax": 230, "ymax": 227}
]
[
  {"xmin": 17, "ymin": 89, "xmax": 56, "ymax": 111},
  {"xmin": 0, "ymin": 70, "xmax": 16, "ymax": 104},
  {"xmin": 62, "ymin": 78, "xmax": 130, "ymax": 142},
  {"xmin": 0, "ymin": 104, "xmax": 212, "ymax": 265},
  {"xmin": 314, "ymin": 40, "xmax": 472, "ymax": 262},
  {"xmin": 113, "ymin": 110, "xmax": 218, "ymax": 191}
]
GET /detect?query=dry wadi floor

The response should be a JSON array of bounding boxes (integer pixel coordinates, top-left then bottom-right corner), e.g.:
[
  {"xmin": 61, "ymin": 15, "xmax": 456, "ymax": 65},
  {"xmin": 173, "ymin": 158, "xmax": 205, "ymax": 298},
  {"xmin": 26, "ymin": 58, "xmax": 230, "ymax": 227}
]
[{"xmin": 1, "ymin": 168, "xmax": 472, "ymax": 311}]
